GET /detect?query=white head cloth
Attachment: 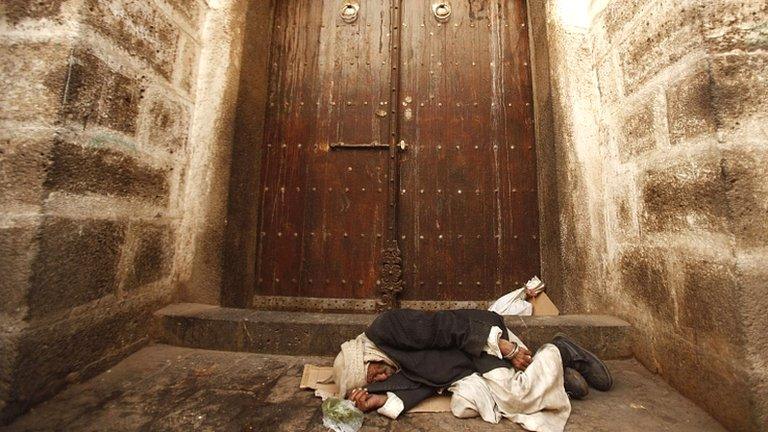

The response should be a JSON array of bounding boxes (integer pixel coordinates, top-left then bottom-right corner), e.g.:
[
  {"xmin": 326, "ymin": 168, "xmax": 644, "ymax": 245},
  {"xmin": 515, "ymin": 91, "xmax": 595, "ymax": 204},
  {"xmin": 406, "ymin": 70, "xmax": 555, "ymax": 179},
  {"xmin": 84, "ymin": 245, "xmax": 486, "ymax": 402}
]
[{"xmin": 332, "ymin": 333, "xmax": 397, "ymax": 397}]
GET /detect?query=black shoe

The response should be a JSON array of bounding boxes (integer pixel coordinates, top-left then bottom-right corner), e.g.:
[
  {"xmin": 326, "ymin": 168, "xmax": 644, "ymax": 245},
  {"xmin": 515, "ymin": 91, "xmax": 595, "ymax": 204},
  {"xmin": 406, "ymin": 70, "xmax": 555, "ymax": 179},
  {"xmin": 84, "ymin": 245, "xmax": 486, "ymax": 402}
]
[
  {"xmin": 553, "ymin": 333, "xmax": 613, "ymax": 391},
  {"xmin": 563, "ymin": 367, "xmax": 589, "ymax": 399}
]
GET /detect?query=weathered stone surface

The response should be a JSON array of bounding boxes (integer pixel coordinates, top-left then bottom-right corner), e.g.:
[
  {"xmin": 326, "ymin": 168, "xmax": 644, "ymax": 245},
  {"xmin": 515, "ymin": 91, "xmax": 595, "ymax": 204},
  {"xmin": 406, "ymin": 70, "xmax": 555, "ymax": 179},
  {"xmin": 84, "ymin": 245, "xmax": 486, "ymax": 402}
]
[
  {"xmin": 703, "ymin": 0, "xmax": 768, "ymax": 53},
  {"xmin": 601, "ymin": 0, "xmax": 646, "ymax": 42},
  {"xmin": 711, "ymin": 53, "xmax": 768, "ymax": 131},
  {"xmin": 221, "ymin": 0, "xmax": 273, "ymax": 308},
  {"xmin": 618, "ymin": 246, "xmax": 673, "ymax": 321},
  {"xmin": 174, "ymin": 36, "xmax": 200, "ymax": 96},
  {"xmin": 123, "ymin": 222, "xmax": 174, "ymax": 292},
  {"xmin": 44, "ymin": 140, "xmax": 170, "ymax": 205},
  {"xmin": 0, "ymin": 225, "xmax": 38, "ymax": 315},
  {"xmin": 616, "ymin": 98, "xmax": 655, "ymax": 162},
  {"xmin": 641, "ymin": 154, "xmax": 730, "ymax": 233},
  {"xmin": 144, "ymin": 94, "xmax": 190, "ymax": 152},
  {"xmin": 0, "ymin": 0, "xmax": 67, "ymax": 24},
  {"xmin": 27, "ymin": 217, "xmax": 125, "ymax": 318},
  {"xmin": 596, "ymin": 53, "xmax": 622, "ymax": 107},
  {"xmin": 651, "ymin": 331, "xmax": 756, "ymax": 432},
  {"xmin": 83, "ymin": 0, "xmax": 179, "ymax": 80},
  {"xmin": 1, "ymin": 293, "xmax": 170, "ymax": 424},
  {"xmin": 165, "ymin": 0, "xmax": 204, "ymax": 27},
  {"xmin": 2, "ymin": 345, "xmax": 729, "ymax": 432},
  {"xmin": 666, "ymin": 64, "xmax": 717, "ymax": 144},
  {"xmin": 679, "ymin": 258, "xmax": 741, "ymax": 344},
  {"xmin": 61, "ymin": 49, "xmax": 143, "ymax": 135},
  {"xmin": 722, "ymin": 148, "xmax": 768, "ymax": 248},
  {"xmin": 738, "ymin": 258, "xmax": 768, "ymax": 430},
  {"xmin": 619, "ymin": 4, "xmax": 703, "ymax": 95},
  {"xmin": 0, "ymin": 136, "xmax": 53, "ymax": 207},
  {"xmin": 0, "ymin": 334, "xmax": 18, "ymax": 421},
  {"xmin": 0, "ymin": 43, "xmax": 70, "ymax": 123},
  {"xmin": 153, "ymin": 304, "xmax": 633, "ymax": 359}
]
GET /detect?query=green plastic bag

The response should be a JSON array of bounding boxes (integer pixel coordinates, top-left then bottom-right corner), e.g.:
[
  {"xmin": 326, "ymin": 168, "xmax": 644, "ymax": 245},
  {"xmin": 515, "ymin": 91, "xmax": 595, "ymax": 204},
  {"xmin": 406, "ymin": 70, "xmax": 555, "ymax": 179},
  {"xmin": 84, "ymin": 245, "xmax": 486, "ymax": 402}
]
[{"xmin": 321, "ymin": 398, "xmax": 364, "ymax": 432}]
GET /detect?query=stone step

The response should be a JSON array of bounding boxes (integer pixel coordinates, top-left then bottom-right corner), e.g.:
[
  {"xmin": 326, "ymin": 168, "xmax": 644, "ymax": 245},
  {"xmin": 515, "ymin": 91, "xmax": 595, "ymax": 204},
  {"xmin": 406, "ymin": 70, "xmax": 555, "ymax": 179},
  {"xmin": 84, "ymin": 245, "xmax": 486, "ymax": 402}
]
[{"xmin": 153, "ymin": 303, "xmax": 634, "ymax": 359}]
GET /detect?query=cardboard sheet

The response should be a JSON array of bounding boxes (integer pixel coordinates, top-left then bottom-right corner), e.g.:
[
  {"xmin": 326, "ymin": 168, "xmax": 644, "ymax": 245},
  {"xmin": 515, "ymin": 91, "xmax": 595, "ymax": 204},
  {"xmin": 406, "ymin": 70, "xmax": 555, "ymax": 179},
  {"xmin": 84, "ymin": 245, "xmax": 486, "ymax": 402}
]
[
  {"xmin": 531, "ymin": 292, "xmax": 559, "ymax": 316},
  {"xmin": 300, "ymin": 364, "xmax": 451, "ymax": 413}
]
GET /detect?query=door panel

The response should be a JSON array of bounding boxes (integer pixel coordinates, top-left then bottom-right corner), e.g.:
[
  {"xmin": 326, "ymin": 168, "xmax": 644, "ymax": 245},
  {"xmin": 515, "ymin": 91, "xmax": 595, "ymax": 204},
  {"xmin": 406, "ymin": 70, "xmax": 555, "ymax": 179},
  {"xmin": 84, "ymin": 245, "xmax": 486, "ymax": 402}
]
[
  {"xmin": 398, "ymin": 0, "xmax": 538, "ymax": 300},
  {"xmin": 256, "ymin": 0, "xmax": 538, "ymax": 306},
  {"xmin": 257, "ymin": 0, "xmax": 392, "ymax": 299}
]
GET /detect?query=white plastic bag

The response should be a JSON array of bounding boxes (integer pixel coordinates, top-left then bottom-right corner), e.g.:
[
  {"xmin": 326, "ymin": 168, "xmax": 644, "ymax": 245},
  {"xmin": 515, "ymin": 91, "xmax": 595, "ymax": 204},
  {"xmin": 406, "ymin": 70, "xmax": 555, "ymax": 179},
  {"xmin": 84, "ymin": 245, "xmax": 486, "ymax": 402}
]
[
  {"xmin": 488, "ymin": 288, "xmax": 532, "ymax": 316},
  {"xmin": 321, "ymin": 398, "xmax": 364, "ymax": 432},
  {"xmin": 488, "ymin": 276, "xmax": 546, "ymax": 316}
]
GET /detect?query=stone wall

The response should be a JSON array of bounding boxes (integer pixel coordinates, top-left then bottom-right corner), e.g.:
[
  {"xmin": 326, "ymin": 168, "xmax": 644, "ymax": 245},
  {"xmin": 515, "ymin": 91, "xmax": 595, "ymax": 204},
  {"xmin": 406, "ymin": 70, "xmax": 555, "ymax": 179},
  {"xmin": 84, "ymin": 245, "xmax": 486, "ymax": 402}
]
[
  {"xmin": 539, "ymin": 0, "xmax": 767, "ymax": 430},
  {"xmin": 0, "ymin": 0, "xmax": 208, "ymax": 423}
]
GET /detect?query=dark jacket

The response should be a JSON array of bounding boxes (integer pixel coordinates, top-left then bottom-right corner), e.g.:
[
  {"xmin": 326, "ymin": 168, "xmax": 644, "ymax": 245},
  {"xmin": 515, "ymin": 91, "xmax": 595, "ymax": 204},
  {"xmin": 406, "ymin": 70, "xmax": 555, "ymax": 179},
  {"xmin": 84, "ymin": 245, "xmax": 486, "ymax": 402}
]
[{"xmin": 365, "ymin": 309, "xmax": 511, "ymax": 411}]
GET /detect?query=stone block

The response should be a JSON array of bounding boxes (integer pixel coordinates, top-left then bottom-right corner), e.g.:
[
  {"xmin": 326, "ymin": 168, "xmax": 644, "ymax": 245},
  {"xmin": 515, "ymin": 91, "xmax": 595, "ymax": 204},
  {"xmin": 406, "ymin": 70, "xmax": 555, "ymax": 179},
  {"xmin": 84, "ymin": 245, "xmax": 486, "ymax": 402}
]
[
  {"xmin": 123, "ymin": 222, "xmax": 174, "ymax": 292},
  {"xmin": 608, "ymin": 173, "xmax": 638, "ymax": 238},
  {"xmin": 600, "ymin": 0, "xmax": 646, "ymax": 42},
  {"xmin": 153, "ymin": 304, "xmax": 633, "ymax": 359},
  {"xmin": 0, "ymin": 136, "xmax": 53, "ymax": 207},
  {"xmin": 641, "ymin": 154, "xmax": 730, "ymax": 233},
  {"xmin": 711, "ymin": 53, "xmax": 768, "ymax": 131},
  {"xmin": 0, "ymin": 333, "xmax": 18, "ymax": 423},
  {"xmin": 618, "ymin": 246, "xmax": 673, "ymax": 321},
  {"xmin": 0, "ymin": 43, "xmax": 70, "ymax": 123},
  {"xmin": 666, "ymin": 64, "xmax": 717, "ymax": 145},
  {"xmin": 679, "ymin": 258, "xmax": 741, "ymax": 345},
  {"xmin": 174, "ymin": 36, "xmax": 200, "ymax": 96},
  {"xmin": 737, "ymin": 258, "xmax": 768, "ymax": 430},
  {"xmin": 143, "ymin": 94, "xmax": 190, "ymax": 152},
  {"xmin": 1, "ymin": 0, "xmax": 67, "ymax": 25},
  {"xmin": 722, "ymin": 148, "xmax": 768, "ymax": 248},
  {"xmin": 44, "ymin": 139, "xmax": 170, "ymax": 205},
  {"xmin": 596, "ymin": 52, "xmax": 623, "ymax": 107},
  {"xmin": 703, "ymin": 0, "xmax": 768, "ymax": 53},
  {"xmin": 0, "ymin": 224, "xmax": 38, "ymax": 315},
  {"xmin": 620, "ymin": 4, "xmax": 703, "ymax": 95},
  {"xmin": 165, "ymin": 0, "xmax": 204, "ymax": 27},
  {"xmin": 61, "ymin": 49, "xmax": 143, "ymax": 135},
  {"xmin": 83, "ymin": 0, "xmax": 180, "ymax": 80},
  {"xmin": 5, "ymin": 293, "xmax": 167, "ymax": 421},
  {"xmin": 616, "ymin": 98, "xmax": 655, "ymax": 162},
  {"xmin": 653, "ymin": 332, "xmax": 756, "ymax": 432},
  {"xmin": 27, "ymin": 217, "xmax": 126, "ymax": 318}
]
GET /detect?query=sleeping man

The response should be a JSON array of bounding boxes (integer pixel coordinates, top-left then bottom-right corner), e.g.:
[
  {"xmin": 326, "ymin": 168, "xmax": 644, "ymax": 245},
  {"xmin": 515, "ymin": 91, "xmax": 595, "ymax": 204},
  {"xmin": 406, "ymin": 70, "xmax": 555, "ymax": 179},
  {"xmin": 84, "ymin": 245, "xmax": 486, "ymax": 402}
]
[{"xmin": 332, "ymin": 309, "xmax": 613, "ymax": 432}]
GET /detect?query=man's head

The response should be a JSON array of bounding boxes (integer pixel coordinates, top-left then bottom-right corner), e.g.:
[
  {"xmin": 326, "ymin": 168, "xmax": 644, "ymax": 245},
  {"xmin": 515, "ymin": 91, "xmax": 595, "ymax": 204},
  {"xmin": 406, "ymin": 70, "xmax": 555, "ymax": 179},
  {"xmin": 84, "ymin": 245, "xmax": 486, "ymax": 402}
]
[
  {"xmin": 366, "ymin": 361, "xmax": 395, "ymax": 384},
  {"xmin": 333, "ymin": 334, "xmax": 398, "ymax": 396}
]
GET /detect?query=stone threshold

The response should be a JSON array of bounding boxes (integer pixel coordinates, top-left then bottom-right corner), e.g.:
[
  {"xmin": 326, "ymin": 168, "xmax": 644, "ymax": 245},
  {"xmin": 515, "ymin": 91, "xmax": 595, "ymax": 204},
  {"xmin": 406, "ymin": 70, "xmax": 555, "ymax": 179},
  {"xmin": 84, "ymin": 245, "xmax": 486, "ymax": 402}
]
[{"xmin": 153, "ymin": 303, "xmax": 633, "ymax": 359}]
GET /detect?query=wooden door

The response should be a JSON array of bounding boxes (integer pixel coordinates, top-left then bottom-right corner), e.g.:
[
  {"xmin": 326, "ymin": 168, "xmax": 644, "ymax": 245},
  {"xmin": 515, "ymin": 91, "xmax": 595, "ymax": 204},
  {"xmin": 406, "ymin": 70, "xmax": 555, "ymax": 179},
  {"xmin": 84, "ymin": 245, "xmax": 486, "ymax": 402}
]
[
  {"xmin": 256, "ymin": 0, "xmax": 394, "ymax": 305},
  {"xmin": 398, "ymin": 0, "xmax": 538, "ymax": 301},
  {"xmin": 255, "ymin": 0, "xmax": 538, "ymax": 308}
]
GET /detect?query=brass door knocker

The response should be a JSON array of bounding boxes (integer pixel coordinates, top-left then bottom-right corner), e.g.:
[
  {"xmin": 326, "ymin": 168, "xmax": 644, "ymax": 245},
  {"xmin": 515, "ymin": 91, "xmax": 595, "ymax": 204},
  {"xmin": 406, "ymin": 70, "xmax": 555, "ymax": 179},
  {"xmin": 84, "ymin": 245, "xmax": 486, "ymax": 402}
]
[
  {"xmin": 340, "ymin": 2, "xmax": 359, "ymax": 23},
  {"xmin": 432, "ymin": 2, "xmax": 451, "ymax": 23}
]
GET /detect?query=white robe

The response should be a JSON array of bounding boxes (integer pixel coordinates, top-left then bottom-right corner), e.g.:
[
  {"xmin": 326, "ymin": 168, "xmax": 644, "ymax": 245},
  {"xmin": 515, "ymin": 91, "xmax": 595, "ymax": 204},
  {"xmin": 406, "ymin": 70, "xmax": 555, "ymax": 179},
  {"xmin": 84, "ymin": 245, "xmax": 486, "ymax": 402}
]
[
  {"xmin": 376, "ymin": 327, "xmax": 571, "ymax": 432},
  {"xmin": 449, "ymin": 343, "xmax": 571, "ymax": 432}
]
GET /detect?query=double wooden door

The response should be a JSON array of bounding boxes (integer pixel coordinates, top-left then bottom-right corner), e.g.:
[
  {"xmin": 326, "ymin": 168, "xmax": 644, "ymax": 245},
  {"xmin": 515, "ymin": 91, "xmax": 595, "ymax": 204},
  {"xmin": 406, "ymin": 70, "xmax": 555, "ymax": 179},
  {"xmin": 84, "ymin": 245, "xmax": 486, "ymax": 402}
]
[{"xmin": 255, "ymin": 0, "xmax": 538, "ymax": 310}]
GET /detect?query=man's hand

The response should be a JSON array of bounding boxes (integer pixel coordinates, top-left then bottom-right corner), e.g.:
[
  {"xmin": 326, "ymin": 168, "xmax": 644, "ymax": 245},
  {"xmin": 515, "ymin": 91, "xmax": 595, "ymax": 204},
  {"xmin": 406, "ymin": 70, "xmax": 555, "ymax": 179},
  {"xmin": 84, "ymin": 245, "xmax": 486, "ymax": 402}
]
[
  {"xmin": 499, "ymin": 339, "xmax": 533, "ymax": 371},
  {"xmin": 510, "ymin": 346, "xmax": 533, "ymax": 370},
  {"xmin": 346, "ymin": 388, "xmax": 388, "ymax": 413}
]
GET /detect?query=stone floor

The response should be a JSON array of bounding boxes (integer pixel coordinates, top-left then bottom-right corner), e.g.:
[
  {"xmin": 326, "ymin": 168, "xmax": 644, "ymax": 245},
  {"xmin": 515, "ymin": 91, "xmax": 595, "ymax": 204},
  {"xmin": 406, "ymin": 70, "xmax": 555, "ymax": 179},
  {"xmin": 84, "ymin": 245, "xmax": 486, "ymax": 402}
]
[{"xmin": 2, "ymin": 345, "xmax": 726, "ymax": 432}]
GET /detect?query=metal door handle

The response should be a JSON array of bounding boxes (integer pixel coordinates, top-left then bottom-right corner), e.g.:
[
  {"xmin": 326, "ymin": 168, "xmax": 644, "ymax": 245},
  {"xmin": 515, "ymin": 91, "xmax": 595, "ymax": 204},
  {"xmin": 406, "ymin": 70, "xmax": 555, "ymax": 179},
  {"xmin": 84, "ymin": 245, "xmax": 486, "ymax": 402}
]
[{"xmin": 398, "ymin": 140, "xmax": 408, "ymax": 151}]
